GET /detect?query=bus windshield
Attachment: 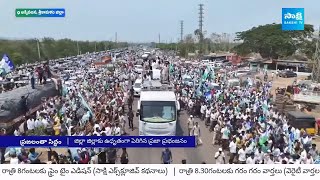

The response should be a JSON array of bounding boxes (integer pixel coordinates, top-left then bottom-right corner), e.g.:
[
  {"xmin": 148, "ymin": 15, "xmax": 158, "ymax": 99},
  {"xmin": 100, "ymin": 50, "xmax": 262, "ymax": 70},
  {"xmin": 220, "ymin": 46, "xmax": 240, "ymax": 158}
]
[{"xmin": 141, "ymin": 101, "xmax": 176, "ymax": 123}]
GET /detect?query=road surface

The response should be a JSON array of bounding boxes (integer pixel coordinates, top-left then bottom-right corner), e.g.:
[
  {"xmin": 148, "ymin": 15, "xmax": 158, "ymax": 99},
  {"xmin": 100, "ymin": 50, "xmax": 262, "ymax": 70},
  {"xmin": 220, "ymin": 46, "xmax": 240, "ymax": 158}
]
[{"xmin": 124, "ymin": 98, "xmax": 221, "ymax": 164}]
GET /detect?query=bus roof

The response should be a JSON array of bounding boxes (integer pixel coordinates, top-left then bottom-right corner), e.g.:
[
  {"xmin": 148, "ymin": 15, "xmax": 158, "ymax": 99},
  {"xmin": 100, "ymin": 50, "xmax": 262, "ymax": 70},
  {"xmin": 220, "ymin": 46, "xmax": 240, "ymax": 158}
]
[
  {"xmin": 287, "ymin": 111, "xmax": 315, "ymax": 120},
  {"xmin": 140, "ymin": 91, "xmax": 176, "ymax": 102}
]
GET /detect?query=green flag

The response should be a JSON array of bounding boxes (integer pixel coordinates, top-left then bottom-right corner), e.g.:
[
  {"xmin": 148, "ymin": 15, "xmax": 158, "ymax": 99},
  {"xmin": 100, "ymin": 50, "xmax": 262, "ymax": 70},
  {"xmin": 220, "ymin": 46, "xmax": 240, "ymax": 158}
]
[
  {"xmin": 202, "ymin": 69, "xmax": 208, "ymax": 81},
  {"xmin": 169, "ymin": 64, "xmax": 174, "ymax": 74}
]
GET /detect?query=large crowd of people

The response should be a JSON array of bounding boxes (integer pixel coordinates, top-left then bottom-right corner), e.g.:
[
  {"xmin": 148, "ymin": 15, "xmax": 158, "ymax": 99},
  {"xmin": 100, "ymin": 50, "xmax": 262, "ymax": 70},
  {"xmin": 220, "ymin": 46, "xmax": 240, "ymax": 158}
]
[
  {"xmin": 170, "ymin": 60, "xmax": 320, "ymax": 164},
  {"xmin": 0, "ymin": 49, "xmax": 319, "ymax": 164}
]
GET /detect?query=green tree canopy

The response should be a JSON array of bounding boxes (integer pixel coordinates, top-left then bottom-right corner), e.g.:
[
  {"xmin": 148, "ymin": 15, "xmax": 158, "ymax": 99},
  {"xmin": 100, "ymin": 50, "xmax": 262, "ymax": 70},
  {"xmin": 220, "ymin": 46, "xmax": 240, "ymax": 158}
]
[
  {"xmin": 233, "ymin": 23, "xmax": 315, "ymax": 59},
  {"xmin": 0, "ymin": 38, "xmax": 128, "ymax": 66}
]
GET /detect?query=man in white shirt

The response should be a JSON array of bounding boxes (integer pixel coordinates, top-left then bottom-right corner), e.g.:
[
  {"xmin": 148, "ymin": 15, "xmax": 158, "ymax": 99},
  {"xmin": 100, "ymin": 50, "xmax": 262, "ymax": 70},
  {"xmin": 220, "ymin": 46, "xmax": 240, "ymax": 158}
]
[
  {"xmin": 264, "ymin": 154, "xmax": 274, "ymax": 164},
  {"xmin": 246, "ymin": 153, "xmax": 255, "ymax": 164},
  {"xmin": 205, "ymin": 107, "xmax": 211, "ymax": 127},
  {"xmin": 192, "ymin": 122, "xmax": 201, "ymax": 146},
  {"xmin": 238, "ymin": 146, "xmax": 246, "ymax": 164},
  {"xmin": 254, "ymin": 148, "xmax": 264, "ymax": 164},
  {"xmin": 187, "ymin": 115, "xmax": 194, "ymax": 136},
  {"xmin": 113, "ymin": 124, "xmax": 121, "ymax": 136},
  {"xmin": 215, "ymin": 148, "xmax": 225, "ymax": 164},
  {"xmin": 119, "ymin": 114, "xmax": 126, "ymax": 135},
  {"xmin": 34, "ymin": 119, "xmax": 42, "ymax": 128},
  {"xmin": 9, "ymin": 153, "xmax": 19, "ymax": 164},
  {"xmin": 27, "ymin": 118, "xmax": 35, "ymax": 131},
  {"xmin": 229, "ymin": 138, "xmax": 237, "ymax": 164},
  {"xmin": 302, "ymin": 153, "xmax": 314, "ymax": 164},
  {"xmin": 200, "ymin": 104, "xmax": 206, "ymax": 121},
  {"xmin": 220, "ymin": 126, "xmax": 230, "ymax": 150}
]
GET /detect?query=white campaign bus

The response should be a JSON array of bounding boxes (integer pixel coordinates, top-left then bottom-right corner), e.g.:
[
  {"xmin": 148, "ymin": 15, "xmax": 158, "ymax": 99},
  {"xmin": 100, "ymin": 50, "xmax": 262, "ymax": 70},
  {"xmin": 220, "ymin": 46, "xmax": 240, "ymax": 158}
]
[{"xmin": 136, "ymin": 80, "xmax": 179, "ymax": 136}]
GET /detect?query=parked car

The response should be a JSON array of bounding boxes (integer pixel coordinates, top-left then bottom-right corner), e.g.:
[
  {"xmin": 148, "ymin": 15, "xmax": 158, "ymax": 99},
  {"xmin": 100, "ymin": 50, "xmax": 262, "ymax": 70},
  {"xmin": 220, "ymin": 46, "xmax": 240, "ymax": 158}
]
[
  {"xmin": 279, "ymin": 70, "xmax": 297, "ymax": 78},
  {"xmin": 134, "ymin": 65, "xmax": 143, "ymax": 74},
  {"xmin": 133, "ymin": 79, "xmax": 142, "ymax": 96}
]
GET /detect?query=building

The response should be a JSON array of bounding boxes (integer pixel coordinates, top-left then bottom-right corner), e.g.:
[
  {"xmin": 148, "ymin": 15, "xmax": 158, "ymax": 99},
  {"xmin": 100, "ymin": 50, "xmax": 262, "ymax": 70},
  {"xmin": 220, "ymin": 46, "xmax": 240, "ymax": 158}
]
[
  {"xmin": 273, "ymin": 59, "xmax": 312, "ymax": 72},
  {"xmin": 203, "ymin": 53, "xmax": 242, "ymax": 65},
  {"xmin": 248, "ymin": 59, "xmax": 272, "ymax": 71}
]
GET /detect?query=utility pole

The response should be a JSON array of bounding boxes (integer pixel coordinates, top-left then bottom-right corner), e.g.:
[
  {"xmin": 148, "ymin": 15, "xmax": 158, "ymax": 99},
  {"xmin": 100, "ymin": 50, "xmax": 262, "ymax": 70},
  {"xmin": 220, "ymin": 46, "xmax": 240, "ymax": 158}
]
[
  {"xmin": 180, "ymin": 20, "xmax": 184, "ymax": 42},
  {"xmin": 37, "ymin": 39, "xmax": 41, "ymax": 60},
  {"xmin": 198, "ymin": 4, "xmax": 204, "ymax": 54},
  {"xmin": 77, "ymin": 41, "xmax": 80, "ymax": 55},
  {"xmin": 158, "ymin": 33, "xmax": 161, "ymax": 44},
  {"xmin": 312, "ymin": 26, "xmax": 320, "ymax": 83}
]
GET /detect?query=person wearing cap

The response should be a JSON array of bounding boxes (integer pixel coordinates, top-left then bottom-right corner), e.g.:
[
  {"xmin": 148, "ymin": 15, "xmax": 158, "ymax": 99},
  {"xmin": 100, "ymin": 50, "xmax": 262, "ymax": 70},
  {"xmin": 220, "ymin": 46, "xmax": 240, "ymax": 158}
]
[
  {"xmin": 187, "ymin": 115, "xmax": 194, "ymax": 136},
  {"xmin": 214, "ymin": 148, "xmax": 225, "ymax": 164}
]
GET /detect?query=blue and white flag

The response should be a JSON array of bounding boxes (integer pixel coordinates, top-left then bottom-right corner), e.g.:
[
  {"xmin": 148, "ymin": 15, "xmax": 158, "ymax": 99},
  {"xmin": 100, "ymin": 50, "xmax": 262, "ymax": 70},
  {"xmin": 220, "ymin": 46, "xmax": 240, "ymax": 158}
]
[{"xmin": 0, "ymin": 54, "xmax": 14, "ymax": 75}]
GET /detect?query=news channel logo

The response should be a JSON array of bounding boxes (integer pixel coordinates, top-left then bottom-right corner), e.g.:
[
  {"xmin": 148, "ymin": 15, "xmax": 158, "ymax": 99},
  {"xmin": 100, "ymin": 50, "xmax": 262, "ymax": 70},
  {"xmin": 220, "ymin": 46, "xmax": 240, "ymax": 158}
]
[{"xmin": 282, "ymin": 8, "xmax": 304, "ymax": 31}]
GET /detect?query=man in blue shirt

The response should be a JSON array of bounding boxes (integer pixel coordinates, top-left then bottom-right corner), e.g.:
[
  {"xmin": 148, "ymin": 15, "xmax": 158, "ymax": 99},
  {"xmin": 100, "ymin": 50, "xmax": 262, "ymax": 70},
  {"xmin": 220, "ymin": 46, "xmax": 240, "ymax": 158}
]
[
  {"xmin": 28, "ymin": 148, "xmax": 42, "ymax": 164},
  {"xmin": 161, "ymin": 148, "xmax": 172, "ymax": 164}
]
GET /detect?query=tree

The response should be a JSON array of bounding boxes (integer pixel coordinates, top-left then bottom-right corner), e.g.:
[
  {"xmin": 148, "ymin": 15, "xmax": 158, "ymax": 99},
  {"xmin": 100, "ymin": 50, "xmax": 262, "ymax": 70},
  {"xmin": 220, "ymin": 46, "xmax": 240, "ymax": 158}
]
[
  {"xmin": 11, "ymin": 52, "xmax": 23, "ymax": 65},
  {"xmin": 0, "ymin": 38, "xmax": 127, "ymax": 65},
  {"xmin": 233, "ymin": 23, "xmax": 314, "ymax": 59}
]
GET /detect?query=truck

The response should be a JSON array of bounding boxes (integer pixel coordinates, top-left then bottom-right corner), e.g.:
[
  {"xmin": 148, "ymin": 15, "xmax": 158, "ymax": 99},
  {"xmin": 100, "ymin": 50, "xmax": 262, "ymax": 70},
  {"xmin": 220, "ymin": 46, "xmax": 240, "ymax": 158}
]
[{"xmin": 136, "ymin": 80, "xmax": 179, "ymax": 136}]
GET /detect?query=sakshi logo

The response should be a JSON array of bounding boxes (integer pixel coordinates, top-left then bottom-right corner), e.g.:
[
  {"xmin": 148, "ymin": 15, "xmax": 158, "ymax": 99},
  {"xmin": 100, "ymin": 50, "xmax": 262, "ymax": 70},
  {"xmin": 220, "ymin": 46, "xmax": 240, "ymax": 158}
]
[{"xmin": 282, "ymin": 8, "xmax": 304, "ymax": 31}]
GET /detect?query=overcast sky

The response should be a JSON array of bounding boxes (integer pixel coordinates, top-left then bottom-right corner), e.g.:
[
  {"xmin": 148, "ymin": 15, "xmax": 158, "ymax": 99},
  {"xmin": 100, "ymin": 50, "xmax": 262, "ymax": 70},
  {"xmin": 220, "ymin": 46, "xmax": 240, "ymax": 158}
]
[{"xmin": 1, "ymin": 0, "xmax": 319, "ymax": 42}]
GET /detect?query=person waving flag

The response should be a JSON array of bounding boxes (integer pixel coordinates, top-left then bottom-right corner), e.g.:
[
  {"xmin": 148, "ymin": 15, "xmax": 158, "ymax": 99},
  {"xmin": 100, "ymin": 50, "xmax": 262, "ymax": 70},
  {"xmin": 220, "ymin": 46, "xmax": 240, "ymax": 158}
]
[{"xmin": 0, "ymin": 54, "xmax": 15, "ymax": 75}]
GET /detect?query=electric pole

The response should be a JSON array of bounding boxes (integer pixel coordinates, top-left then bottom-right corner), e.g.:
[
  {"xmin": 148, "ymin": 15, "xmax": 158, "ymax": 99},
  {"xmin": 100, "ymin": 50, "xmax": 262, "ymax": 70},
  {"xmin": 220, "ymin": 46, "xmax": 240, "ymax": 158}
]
[
  {"xmin": 180, "ymin": 20, "xmax": 184, "ymax": 42},
  {"xmin": 198, "ymin": 4, "xmax": 204, "ymax": 54},
  {"xmin": 76, "ymin": 41, "xmax": 80, "ymax": 55},
  {"xmin": 312, "ymin": 26, "xmax": 320, "ymax": 83},
  {"xmin": 36, "ymin": 39, "xmax": 41, "ymax": 60}
]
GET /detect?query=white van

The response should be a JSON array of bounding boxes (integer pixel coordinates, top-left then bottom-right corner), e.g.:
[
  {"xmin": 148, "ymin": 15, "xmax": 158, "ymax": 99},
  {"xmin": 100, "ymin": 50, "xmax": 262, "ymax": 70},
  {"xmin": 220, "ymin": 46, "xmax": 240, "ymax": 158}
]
[{"xmin": 133, "ymin": 79, "xmax": 143, "ymax": 96}]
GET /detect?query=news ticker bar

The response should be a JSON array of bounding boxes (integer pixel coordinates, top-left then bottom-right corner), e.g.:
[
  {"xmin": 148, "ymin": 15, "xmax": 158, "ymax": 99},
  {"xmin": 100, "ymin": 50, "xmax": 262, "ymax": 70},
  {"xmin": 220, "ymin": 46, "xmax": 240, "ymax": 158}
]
[
  {"xmin": 0, "ymin": 136, "xmax": 195, "ymax": 148},
  {"xmin": 15, "ymin": 8, "xmax": 65, "ymax": 17},
  {"xmin": 1, "ymin": 165, "xmax": 320, "ymax": 178}
]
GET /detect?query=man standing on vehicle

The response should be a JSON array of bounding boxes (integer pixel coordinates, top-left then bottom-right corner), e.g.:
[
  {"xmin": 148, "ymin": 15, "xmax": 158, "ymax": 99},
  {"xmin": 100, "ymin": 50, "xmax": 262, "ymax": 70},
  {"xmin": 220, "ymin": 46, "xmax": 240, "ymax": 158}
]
[{"xmin": 161, "ymin": 148, "xmax": 172, "ymax": 164}]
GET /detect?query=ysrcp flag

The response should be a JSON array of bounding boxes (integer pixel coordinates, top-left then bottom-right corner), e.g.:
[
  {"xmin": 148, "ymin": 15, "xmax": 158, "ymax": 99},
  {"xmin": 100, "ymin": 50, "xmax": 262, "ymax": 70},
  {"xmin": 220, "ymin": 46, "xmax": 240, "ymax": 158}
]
[{"xmin": 0, "ymin": 54, "xmax": 14, "ymax": 75}]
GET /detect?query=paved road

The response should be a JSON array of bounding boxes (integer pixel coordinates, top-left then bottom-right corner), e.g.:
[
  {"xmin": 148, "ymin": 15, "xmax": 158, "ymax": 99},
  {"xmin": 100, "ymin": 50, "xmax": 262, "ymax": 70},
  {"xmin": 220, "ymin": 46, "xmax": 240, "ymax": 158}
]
[{"xmin": 124, "ymin": 98, "xmax": 221, "ymax": 164}]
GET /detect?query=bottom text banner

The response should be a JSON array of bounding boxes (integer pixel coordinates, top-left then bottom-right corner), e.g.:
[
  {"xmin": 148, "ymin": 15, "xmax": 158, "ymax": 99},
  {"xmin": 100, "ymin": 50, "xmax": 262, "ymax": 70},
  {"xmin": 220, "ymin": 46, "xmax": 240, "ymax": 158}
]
[{"xmin": 1, "ymin": 165, "xmax": 320, "ymax": 179}]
